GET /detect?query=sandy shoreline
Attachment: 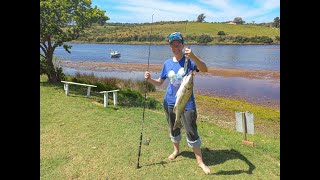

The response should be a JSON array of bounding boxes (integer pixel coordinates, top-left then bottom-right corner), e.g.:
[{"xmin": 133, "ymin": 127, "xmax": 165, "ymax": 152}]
[
  {"xmin": 61, "ymin": 61, "xmax": 280, "ymax": 81},
  {"xmin": 60, "ymin": 61, "xmax": 280, "ymax": 109}
]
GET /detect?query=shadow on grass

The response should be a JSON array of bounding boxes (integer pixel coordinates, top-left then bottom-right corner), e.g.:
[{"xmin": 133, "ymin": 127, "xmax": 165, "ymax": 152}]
[
  {"xmin": 142, "ymin": 158, "xmax": 186, "ymax": 168},
  {"xmin": 180, "ymin": 148, "xmax": 256, "ymax": 175}
]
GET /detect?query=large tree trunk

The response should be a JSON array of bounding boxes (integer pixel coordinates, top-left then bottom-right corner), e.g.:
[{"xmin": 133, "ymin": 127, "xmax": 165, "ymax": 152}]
[{"xmin": 46, "ymin": 49, "xmax": 59, "ymax": 83}]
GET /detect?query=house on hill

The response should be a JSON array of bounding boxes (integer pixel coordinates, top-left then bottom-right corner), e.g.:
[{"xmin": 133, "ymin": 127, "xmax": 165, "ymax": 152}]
[{"xmin": 226, "ymin": 21, "xmax": 236, "ymax": 25}]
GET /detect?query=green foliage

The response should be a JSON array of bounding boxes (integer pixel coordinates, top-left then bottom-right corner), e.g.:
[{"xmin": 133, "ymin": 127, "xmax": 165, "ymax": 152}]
[
  {"xmin": 145, "ymin": 96, "xmax": 162, "ymax": 109},
  {"xmin": 40, "ymin": 0, "xmax": 109, "ymax": 82},
  {"xmin": 40, "ymin": 55, "xmax": 47, "ymax": 75},
  {"xmin": 56, "ymin": 66, "xmax": 66, "ymax": 80},
  {"xmin": 63, "ymin": 73, "xmax": 159, "ymax": 109},
  {"xmin": 217, "ymin": 31, "xmax": 226, "ymax": 36},
  {"xmin": 273, "ymin": 17, "xmax": 280, "ymax": 28},
  {"xmin": 197, "ymin": 13, "xmax": 206, "ymax": 22},
  {"xmin": 136, "ymin": 80, "xmax": 156, "ymax": 93},
  {"xmin": 196, "ymin": 34, "xmax": 213, "ymax": 43},
  {"xmin": 116, "ymin": 89, "xmax": 161, "ymax": 109},
  {"xmin": 94, "ymin": 34, "xmax": 166, "ymax": 43},
  {"xmin": 233, "ymin": 17, "xmax": 245, "ymax": 24},
  {"xmin": 117, "ymin": 89, "xmax": 144, "ymax": 106},
  {"xmin": 75, "ymin": 22, "xmax": 280, "ymax": 45},
  {"xmin": 40, "ymin": 55, "xmax": 66, "ymax": 80},
  {"xmin": 218, "ymin": 36, "xmax": 226, "ymax": 42},
  {"xmin": 231, "ymin": 36, "xmax": 273, "ymax": 44}
]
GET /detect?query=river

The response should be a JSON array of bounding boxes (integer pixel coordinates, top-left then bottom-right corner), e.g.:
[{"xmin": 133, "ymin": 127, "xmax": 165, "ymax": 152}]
[{"xmin": 53, "ymin": 43, "xmax": 280, "ymax": 108}]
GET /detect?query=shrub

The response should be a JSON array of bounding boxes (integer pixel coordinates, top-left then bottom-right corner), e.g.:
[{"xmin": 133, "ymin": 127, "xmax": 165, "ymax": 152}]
[
  {"xmin": 217, "ymin": 31, "xmax": 225, "ymax": 36},
  {"xmin": 40, "ymin": 55, "xmax": 47, "ymax": 75},
  {"xmin": 196, "ymin": 34, "xmax": 213, "ymax": 43},
  {"xmin": 63, "ymin": 73, "xmax": 160, "ymax": 109}
]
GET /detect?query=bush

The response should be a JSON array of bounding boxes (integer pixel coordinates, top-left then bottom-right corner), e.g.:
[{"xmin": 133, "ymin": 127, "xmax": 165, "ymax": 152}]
[
  {"xmin": 40, "ymin": 55, "xmax": 47, "ymax": 75},
  {"xmin": 196, "ymin": 34, "xmax": 213, "ymax": 43},
  {"xmin": 217, "ymin": 31, "xmax": 225, "ymax": 36},
  {"xmin": 64, "ymin": 73, "xmax": 160, "ymax": 109},
  {"xmin": 40, "ymin": 55, "xmax": 66, "ymax": 80},
  {"xmin": 136, "ymin": 80, "xmax": 156, "ymax": 93}
]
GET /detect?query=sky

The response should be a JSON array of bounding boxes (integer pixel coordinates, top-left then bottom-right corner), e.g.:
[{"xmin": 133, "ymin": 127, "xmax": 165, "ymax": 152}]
[{"xmin": 91, "ymin": 0, "xmax": 280, "ymax": 24}]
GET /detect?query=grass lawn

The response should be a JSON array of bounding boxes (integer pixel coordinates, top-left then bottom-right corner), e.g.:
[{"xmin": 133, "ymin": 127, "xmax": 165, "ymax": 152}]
[{"xmin": 40, "ymin": 75, "xmax": 280, "ymax": 179}]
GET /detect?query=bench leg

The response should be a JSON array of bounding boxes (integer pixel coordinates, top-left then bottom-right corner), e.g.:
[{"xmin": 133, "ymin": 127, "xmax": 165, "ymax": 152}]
[
  {"xmin": 87, "ymin": 87, "xmax": 92, "ymax": 97},
  {"xmin": 104, "ymin": 93, "xmax": 108, "ymax": 108},
  {"xmin": 64, "ymin": 84, "xmax": 69, "ymax": 96},
  {"xmin": 113, "ymin": 92, "xmax": 118, "ymax": 106}
]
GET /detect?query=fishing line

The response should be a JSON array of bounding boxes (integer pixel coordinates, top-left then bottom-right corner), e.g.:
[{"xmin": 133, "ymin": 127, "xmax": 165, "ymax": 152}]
[{"xmin": 136, "ymin": 13, "xmax": 154, "ymax": 169}]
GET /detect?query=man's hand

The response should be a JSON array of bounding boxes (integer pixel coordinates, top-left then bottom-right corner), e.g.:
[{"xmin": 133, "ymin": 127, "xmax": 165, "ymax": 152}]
[
  {"xmin": 184, "ymin": 47, "xmax": 195, "ymax": 60},
  {"xmin": 144, "ymin": 71, "xmax": 151, "ymax": 80}
]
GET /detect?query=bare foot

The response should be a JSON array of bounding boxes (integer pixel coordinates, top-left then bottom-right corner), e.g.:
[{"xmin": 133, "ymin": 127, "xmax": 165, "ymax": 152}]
[
  {"xmin": 198, "ymin": 162, "xmax": 211, "ymax": 174},
  {"xmin": 168, "ymin": 151, "xmax": 179, "ymax": 160}
]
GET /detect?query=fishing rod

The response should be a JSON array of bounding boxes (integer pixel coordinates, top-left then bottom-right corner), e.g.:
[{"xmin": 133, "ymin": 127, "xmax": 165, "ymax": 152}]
[
  {"xmin": 183, "ymin": 20, "xmax": 190, "ymax": 75},
  {"xmin": 136, "ymin": 13, "xmax": 154, "ymax": 169}
]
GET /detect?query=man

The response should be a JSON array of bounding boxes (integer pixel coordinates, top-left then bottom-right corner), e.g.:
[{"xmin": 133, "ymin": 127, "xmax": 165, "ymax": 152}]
[{"xmin": 144, "ymin": 32, "xmax": 211, "ymax": 174}]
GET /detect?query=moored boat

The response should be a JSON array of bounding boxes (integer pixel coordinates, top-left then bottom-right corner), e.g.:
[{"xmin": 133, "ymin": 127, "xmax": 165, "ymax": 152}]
[{"xmin": 110, "ymin": 50, "xmax": 121, "ymax": 58}]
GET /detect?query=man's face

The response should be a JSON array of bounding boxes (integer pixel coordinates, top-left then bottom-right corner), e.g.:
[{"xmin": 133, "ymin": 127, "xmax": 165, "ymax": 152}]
[{"xmin": 170, "ymin": 41, "xmax": 184, "ymax": 54}]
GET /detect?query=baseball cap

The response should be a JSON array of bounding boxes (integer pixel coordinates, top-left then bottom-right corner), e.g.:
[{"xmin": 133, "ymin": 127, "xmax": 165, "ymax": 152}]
[{"xmin": 168, "ymin": 32, "xmax": 184, "ymax": 44}]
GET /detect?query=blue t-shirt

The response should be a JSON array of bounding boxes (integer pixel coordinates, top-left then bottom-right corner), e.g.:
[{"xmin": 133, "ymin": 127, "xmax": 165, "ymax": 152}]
[{"xmin": 159, "ymin": 56, "xmax": 197, "ymax": 110}]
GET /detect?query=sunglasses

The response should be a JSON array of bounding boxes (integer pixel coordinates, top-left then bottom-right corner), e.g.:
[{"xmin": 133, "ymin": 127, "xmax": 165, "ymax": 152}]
[{"xmin": 168, "ymin": 32, "xmax": 184, "ymax": 44}]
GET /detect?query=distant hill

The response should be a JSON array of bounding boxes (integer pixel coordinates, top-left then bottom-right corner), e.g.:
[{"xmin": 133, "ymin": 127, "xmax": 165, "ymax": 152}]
[{"xmin": 74, "ymin": 21, "xmax": 280, "ymax": 45}]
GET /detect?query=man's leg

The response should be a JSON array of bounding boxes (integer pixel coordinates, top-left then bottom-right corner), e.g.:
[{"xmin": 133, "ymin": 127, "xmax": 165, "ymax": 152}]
[
  {"xmin": 193, "ymin": 147, "xmax": 211, "ymax": 174},
  {"xmin": 164, "ymin": 106, "xmax": 182, "ymax": 160},
  {"xmin": 168, "ymin": 142, "xmax": 180, "ymax": 160},
  {"xmin": 183, "ymin": 109, "xmax": 211, "ymax": 174}
]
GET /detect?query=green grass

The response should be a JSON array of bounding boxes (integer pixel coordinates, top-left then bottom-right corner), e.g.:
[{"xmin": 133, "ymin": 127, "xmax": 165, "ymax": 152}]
[
  {"xmin": 76, "ymin": 21, "xmax": 280, "ymax": 44},
  {"xmin": 40, "ymin": 75, "xmax": 280, "ymax": 179}
]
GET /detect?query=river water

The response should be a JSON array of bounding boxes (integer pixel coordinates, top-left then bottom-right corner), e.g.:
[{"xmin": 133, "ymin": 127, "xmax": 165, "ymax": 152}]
[
  {"xmin": 53, "ymin": 43, "xmax": 280, "ymax": 106},
  {"xmin": 54, "ymin": 43, "xmax": 279, "ymax": 71}
]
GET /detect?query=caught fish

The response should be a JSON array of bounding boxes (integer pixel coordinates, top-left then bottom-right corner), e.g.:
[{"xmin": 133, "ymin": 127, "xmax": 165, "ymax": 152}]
[{"xmin": 173, "ymin": 71, "xmax": 194, "ymax": 130}]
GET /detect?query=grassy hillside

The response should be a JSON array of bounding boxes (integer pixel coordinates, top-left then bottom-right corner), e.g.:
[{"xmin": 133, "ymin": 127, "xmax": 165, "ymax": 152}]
[
  {"xmin": 74, "ymin": 21, "xmax": 280, "ymax": 45},
  {"xmin": 40, "ymin": 75, "xmax": 280, "ymax": 179}
]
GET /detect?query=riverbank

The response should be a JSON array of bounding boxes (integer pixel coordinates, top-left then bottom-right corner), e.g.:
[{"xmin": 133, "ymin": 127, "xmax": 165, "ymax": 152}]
[
  {"xmin": 61, "ymin": 61, "xmax": 280, "ymax": 81},
  {"xmin": 60, "ymin": 61, "xmax": 280, "ymax": 109}
]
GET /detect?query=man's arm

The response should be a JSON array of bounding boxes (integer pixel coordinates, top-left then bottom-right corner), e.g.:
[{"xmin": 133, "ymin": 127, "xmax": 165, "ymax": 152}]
[
  {"xmin": 184, "ymin": 47, "xmax": 208, "ymax": 72},
  {"xmin": 145, "ymin": 71, "xmax": 165, "ymax": 86}
]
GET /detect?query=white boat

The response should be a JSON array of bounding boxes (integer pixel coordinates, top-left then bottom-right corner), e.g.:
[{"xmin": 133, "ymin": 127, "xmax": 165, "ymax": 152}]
[{"xmin": 110, "ymin": 50, "xmax": 121, "ymax": 58}]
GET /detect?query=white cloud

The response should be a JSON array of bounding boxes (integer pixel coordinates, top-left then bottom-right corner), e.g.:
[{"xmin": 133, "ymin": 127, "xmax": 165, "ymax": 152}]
[{"xmin": 92, "ymin": 0, "xmax": 279, "ymax": 23}]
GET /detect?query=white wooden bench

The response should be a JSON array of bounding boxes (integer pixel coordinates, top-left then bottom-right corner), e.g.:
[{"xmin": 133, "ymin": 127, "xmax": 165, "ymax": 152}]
[
  {"xmin": 99, "ymin": 90, "xmax": 120, "ymax": 108},
  {"xmin": 61, "ymin": 81, "xmax": 97, "ymax": 97}
]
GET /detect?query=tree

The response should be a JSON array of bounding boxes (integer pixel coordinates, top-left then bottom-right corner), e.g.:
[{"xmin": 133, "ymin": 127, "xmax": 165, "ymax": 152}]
[
  {"xmin": 197, "ymin": 13, "xmax": 206, "ymax": 22},
  {"xmin": 273, "ymin": 17, "xmax": 280, "ymax": 28},
  {"xmin": 233, "ymin": 17, "xmax": 245, "ymax": 24},
  {"xmin": 40, "ymin": 0, "xmax": 109, "ymax": 83}
]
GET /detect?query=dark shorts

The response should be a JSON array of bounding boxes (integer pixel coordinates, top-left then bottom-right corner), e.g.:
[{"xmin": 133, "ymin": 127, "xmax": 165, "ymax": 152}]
[{"xmin": 164, "ymin": 106, "xmax": 199, "ymax": 142}]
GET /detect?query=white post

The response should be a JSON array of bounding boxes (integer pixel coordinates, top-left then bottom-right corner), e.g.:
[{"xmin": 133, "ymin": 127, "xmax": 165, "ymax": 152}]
[
  {"xmin": 104, "ymin": 93, "xmax": 108, "ymax": 108},
  {"xmin": 64, "ymin": 84, "xmax": 69, "ymax": 96},
  {"xmin": 113, "ymin": 91, "xmax": 118, "ymax": 106},
  {"xmin": 87, "ymin": 87, "xmax": 91, "ymax": 97}
]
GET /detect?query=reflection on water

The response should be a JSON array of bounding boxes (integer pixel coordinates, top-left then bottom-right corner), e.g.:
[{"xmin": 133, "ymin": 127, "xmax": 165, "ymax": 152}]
[
  {"xmin": 193, "ymin": 75, "xmax": 279, "ymax": 103},
  {"xmin": 63, "ymin": 67, "xmax": 279, "ymax": 104},
  {"xmin": 55, "ymin": 44, "xmax": 280, "ymax": 71}
]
